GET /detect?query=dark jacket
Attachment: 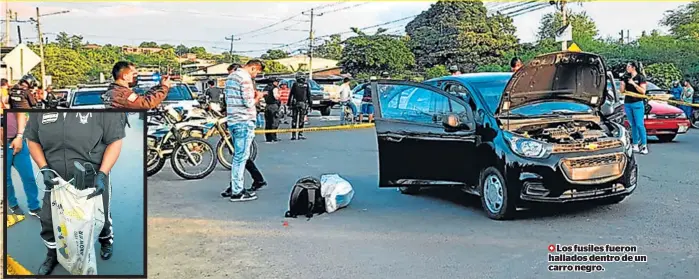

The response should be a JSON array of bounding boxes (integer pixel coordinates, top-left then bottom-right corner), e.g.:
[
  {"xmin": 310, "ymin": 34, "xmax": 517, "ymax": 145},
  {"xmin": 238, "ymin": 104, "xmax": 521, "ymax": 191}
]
[
  {"xmin": 104, "ymin": 83, "xmax": 168, "ymax": 109},
  {"xmin": 9, "ymin": 86, "xmax": 38, "ymax": 109},
  {"xmin": 288, "ymin": 82, "xmax": 312, "ymax": 107}
]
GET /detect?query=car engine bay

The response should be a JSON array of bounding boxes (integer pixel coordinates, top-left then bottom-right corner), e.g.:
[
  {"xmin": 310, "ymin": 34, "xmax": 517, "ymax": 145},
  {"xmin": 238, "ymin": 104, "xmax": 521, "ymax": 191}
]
[{"xmin": 514, "ymin": 120, "xmax": 613, "ymax": 144}]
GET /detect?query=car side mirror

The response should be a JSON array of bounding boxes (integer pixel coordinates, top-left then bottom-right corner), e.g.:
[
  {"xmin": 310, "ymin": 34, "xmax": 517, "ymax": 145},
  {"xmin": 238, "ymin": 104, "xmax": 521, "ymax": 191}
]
[{"xmin": 442, "ymin": 113, "xmax": 469, "ymax": 132}]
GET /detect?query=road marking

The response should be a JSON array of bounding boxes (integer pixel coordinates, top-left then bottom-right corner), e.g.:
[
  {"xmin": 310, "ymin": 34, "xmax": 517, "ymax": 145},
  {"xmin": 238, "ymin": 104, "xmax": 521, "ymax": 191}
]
[{"xmin": 7, "ymin": 256, "xmax": 32, "ymax": 275}]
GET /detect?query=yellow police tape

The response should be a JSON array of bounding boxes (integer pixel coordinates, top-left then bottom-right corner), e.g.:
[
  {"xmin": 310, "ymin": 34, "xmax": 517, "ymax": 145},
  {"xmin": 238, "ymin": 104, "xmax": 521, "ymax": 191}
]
[
  {"xmin": 6, "ymin": 214, "xmax": 25, "ymax": 228},
  {"xmin": 253, "ymin": 123, "xmax": 375, "ymax": 134},
  {"xmin": 622, "ymin": 92, "xmax": 699, "ymax": 108},
  {"xmin": 7, "ymin": 255, "xmax": 33, "ymax": 275}
]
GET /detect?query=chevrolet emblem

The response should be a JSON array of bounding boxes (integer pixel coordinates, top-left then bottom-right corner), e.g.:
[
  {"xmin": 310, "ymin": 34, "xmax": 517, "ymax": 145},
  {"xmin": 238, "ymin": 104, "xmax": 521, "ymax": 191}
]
[{"xmin": 587, "ymin": 144, "xmax": 598, "ymax": 150}]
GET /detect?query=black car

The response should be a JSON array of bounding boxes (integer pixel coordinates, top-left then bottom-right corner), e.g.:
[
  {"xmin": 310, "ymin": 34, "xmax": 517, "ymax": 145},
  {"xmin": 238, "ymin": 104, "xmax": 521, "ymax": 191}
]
[{"xmin": 371, "ymin": 51, "xmax": 638, "ymax": 220}]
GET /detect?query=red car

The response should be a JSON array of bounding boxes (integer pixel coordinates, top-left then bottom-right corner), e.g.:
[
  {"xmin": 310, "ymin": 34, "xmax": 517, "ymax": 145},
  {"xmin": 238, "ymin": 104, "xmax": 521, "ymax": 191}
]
[{"xmin": 616, "ymin": 81, "xmax": 691, "ymax": 142}]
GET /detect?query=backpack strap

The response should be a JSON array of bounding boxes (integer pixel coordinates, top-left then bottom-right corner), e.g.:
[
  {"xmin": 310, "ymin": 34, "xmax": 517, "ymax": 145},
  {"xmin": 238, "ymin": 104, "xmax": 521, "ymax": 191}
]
[
  {"xmin": 305, "ymin": 186, "xmax": 316, "ymax": 219},
  {"xmin": 286, "ymin": 184, "xmax": 305, "ymax": 218}
]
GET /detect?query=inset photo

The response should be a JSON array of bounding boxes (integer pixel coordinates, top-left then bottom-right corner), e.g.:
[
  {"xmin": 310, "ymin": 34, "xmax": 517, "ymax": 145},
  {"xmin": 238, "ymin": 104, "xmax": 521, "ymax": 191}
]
[{"xmin": 3, "ymin": 111, "xmax": 146, "ymax": 277}]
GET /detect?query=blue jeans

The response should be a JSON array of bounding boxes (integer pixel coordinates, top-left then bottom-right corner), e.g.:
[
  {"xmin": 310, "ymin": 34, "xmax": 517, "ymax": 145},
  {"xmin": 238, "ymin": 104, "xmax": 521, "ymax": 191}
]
[
  {"xmin": 6, "ymin": 139, "xmax": 41, "ymax": 210},
  {"xmin": 340, "ymin": 101, "xmax": 357, "ymax": 124},
  {"xmin": 229, "ymin": 121, "xmax": 256, "ymax": 195},
  {"xmin": 624, "ymin": 101, "xmax": 647, "ymax": 146},
  {"xmin": 680, "ymin": 105, "xmax": 693, "ymax": 119}
]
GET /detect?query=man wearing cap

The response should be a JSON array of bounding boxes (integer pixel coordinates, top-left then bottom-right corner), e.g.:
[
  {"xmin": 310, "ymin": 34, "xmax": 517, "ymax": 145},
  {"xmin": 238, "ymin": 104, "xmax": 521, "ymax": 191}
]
[
  {"xmin": 263, "ymin": 77, "xmax": 282, "ymax": 142},
  {"xmin": 449, "ymin": 65, "xmax": 461, "ymax": 76}
]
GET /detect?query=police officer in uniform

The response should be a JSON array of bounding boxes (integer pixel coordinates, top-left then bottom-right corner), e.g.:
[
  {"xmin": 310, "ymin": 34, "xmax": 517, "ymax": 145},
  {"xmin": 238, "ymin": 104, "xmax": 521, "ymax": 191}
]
[
  {"xmin": 263, "ymin": 78, "xmax": 282, "ymax": 142},
  {"xmin": 287, "ymin": 73, "xmax": 312, "ymax": 140},
  {"xmin": 103, "ymin": 61, "xmax": 169, "ymax": 109},
  {"xmin": 25, "ymin": 112, "xmax": 126, "ymax": 275},
  {"xmin": 9, "ymin": 75, "xmax": 40, "ymax": 109}
]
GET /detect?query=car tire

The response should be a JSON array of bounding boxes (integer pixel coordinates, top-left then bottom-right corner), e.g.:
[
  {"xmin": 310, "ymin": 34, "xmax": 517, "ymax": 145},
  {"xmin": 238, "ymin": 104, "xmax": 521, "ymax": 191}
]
[
  {"xmin": 479, "ymin": 167, "xmax": 517, "ymax": 220},
  {"xmin": 656, "ymin": 134, "xmax": 676, "ymax": 142},
  {"xmin": 320, "ymin": 106, "xmax": 331, "ymax": 116},
  {"xmin": 595, "ymin": 195, "xmax": 626, "ymax": 205}
]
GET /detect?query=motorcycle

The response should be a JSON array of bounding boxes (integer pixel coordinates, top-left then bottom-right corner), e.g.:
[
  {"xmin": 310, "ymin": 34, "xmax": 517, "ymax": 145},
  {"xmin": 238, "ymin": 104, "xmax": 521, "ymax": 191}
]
[{"xmin": 146, "ymin": 106, "xmax": 218, "ymax": 179}]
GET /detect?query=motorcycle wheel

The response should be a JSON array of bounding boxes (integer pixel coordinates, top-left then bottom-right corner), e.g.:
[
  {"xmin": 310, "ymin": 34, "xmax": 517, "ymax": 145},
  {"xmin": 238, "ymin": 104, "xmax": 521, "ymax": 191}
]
[
  {"xmin": 216, "ymin": 136, "xmax": 258, "ymax": 170},
  {"xmin": 147, "ymin": 148, "xmax": 166, "ymax": 177},
  {"xmin": 692, "ymin": 109, "xmax": 699, "ymax": 129},
  {"xmin": 170, "ymin": 138, "xmax": 217, "ymax": 180}
]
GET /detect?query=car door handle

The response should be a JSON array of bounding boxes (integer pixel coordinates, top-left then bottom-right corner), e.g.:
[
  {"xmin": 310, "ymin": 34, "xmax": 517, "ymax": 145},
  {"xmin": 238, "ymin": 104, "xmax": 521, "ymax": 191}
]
[{"xmin": 385, "ymin": 135, "xmax": 405, "ymax": 143}]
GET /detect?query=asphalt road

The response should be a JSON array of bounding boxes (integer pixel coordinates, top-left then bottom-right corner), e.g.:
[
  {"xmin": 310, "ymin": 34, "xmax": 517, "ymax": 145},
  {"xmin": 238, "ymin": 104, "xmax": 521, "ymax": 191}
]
[
  {"xmin": 4, "ymin": 113, "xmax": 145, "ymax": 276},
  {"xmin": 148, "ymin": 109, "xmax": 699, "ymax": 279}
]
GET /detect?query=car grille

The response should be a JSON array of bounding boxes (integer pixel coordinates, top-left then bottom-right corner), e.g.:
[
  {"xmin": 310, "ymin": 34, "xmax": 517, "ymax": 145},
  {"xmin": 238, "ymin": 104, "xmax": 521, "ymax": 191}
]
[
  {"xmin": 560, "ymin": 153, "xmax": 626, "ymax": 184},
  {"xmin": 552, "ymin": 140, "xmax": 623, "ymax": 153},
  {"xmin": 656, "ymin": 113, "xmax": 682, "ymax": 119}
]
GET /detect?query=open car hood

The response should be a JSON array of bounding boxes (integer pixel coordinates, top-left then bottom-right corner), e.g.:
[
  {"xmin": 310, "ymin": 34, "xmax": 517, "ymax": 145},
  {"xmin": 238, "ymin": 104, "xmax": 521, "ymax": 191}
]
[{"xmin": 497, "ymin": 52, "xmax": 607, "ymax": 115}]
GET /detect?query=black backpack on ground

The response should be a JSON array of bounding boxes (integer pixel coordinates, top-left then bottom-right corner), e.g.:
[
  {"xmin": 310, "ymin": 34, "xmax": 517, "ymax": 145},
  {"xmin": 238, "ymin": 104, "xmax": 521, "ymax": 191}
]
[{"xmin": 285, "ymin": 176, "xmax": 326, "ymax": 219}]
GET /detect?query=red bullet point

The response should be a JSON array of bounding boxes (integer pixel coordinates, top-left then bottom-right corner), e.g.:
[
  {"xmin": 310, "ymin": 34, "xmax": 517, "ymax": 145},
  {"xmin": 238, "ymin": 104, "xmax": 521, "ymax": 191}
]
[{"xmin": 548, "ymin": 244, "xmax": 556, "ymax": 252}]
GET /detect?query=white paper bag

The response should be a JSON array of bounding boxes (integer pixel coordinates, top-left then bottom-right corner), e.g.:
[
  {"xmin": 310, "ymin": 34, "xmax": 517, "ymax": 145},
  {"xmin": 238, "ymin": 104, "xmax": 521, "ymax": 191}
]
[
  {"xmin": 320, "ymin": 174, "xmax": 355, "ymax": 213},
  {"xmin": 48, "ymin": 174, "xmax": 105, "ymax": 275}
]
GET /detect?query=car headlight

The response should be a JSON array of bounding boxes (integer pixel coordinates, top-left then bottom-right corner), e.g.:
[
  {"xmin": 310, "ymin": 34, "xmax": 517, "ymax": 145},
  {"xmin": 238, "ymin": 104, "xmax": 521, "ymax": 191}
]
[
  {"xmin": 615, "ymin": 123, "xmax": 633, "ymax": 156},
  {"xmin": 647, "ymin": 113, "xmax": 657, "ymax": 119},
  {"xmin": 679, "ymin": 112, "xmax": 687, "ymax": 119},
  {"xmin": 504, "ymin": 132, "xmax": 552, "ymax": 159}
]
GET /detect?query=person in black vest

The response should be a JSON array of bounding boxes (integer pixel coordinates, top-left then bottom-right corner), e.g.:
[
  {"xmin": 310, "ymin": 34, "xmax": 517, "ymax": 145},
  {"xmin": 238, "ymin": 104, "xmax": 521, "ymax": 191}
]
[
  {"xmin": 263, "ymin": 78, "xmax": 282, "ymax": 142},
  {"xmin": 287, "ymin": 73, "xmax": 312, "ymax": 140}
]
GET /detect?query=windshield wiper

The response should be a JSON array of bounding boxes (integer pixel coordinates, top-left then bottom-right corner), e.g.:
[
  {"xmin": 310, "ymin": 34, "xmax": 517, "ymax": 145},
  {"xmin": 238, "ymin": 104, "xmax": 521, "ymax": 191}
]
[
  {"xmin": 540, "ymin": 110, "xmax": 590, "ymax": 116},
  {"xmin": 498, "ymin": 112, "xmax": 533, "ymax": 119}
]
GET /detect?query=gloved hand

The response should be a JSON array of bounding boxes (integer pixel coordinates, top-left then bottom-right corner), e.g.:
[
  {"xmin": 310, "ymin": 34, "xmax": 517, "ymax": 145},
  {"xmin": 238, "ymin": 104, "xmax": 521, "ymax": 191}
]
[
  {"xmin": 40, "ymin": 166, "xmax": 59, "ymax": 190},
  {"xmin": 87, "ymin": 171, "xmax": 107, "ymax": 200}
]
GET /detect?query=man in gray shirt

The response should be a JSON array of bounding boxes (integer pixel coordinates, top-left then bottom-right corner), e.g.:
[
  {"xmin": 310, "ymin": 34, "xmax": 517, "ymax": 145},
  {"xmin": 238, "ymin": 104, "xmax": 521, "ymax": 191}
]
[{"xmin": 25, "ymin": 112, "xmax": 126, "ymax": 275}]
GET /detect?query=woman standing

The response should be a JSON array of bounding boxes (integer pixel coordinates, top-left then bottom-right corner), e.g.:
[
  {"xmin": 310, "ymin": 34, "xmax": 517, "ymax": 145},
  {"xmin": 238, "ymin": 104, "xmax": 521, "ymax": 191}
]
[{"xmin": 619, "ymin": 61, "xmax": 649, "ymax": 155}]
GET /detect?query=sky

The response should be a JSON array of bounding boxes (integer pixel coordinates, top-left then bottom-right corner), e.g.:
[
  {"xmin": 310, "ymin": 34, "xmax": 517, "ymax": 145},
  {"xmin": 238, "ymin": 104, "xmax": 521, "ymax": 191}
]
[{"xmin": 1, "ymin": 1, "xmax": 691, "ymax": 57}]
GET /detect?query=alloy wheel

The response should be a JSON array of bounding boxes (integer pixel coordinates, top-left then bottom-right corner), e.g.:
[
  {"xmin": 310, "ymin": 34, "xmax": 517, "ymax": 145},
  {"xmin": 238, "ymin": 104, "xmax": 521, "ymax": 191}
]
[{"xmin": 484, "ymin": 174, "xmax": 504, "ymax": 214}]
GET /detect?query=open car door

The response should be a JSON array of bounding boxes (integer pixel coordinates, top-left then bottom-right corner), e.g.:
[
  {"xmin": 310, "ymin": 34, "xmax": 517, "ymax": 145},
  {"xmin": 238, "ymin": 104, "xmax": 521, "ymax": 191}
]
[{"xmin": 370, "ymin": 80, "xmax": 478, "ymax": 187}]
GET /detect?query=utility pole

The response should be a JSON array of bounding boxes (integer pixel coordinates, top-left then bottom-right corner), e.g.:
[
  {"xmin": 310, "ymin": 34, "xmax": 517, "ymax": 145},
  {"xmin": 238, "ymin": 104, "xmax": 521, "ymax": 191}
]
[
  {"xmin": 302, "ymin": 8, "xmax": 323, "ymax": 80},
  {"xmin": 560, "ymin": 0, "xmax": 567, "ymax": 51},
  {"xmin": 626, "ymin": 30, "xmax": 630, "ymax": 44},
  {"xmin": 620, "ymin": 30, "xmax": 624, "ymax": 44},
  {"xmin": 225, "ymin": 34, "xmax": 240, "ymax": 63},
  {"xmin": 35, "ymin": 7, "xmax": 46, "ymax": 90}
]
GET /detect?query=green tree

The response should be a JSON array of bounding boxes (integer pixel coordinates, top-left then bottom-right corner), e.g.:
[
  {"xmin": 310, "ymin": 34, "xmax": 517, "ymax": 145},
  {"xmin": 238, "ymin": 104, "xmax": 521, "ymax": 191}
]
[
  {"xmin": 175, "ymin": 44, "xmax": 189, "ymax": 56},
  {"xmin": 139, "ymin": 41, "xmax": 159, "ymax": 48},
  {"xmin": 339, "ymin": 29, "xmax": 415, "ymax": 77},
  {"xmin": 536, "ymin": 10, "xmax": 599, "ymax": 42},
  {"xmin": 35, "ymin": 44, "xmax": 90, "ymax": 87},
  {"xmin": 424, "ymin": 65, "xmax": 449, "ymax": 79},
  {"xmin": 314, "ymin": 34, "xmax": 343, "ymax": 60},
  {"xmin": 260, "ymin": 49, "xmax": 289, "ymax": 60},
  {"xmin": 645, "ymin": 63, "xmax": 684, "ymax": 88},
  {"xmin": 661, "ymin": 0, "xmax": 699, "ymax": 39},
  {"xmin": 160, "ymin": 44, "xmax": 174, "ymax": 50},
  {"xmin": 55, "ymin": 32, "xmax": 71, "ymax": 48},
  {"xmin": 263, "ymin": 60, "xmax": 291, "ymax": 74},
  {"xmin": 405, "ymin": 0, "xmax": 518, "ymax": 72}
]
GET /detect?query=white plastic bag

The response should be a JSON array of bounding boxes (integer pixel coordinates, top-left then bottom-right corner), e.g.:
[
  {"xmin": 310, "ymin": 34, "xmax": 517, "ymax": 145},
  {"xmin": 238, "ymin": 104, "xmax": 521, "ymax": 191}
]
[
  {"xmin": 40, "ymin": 170, "xmax": 105, "ymax": 275},
  {"xmin": 320, "ymin": 174, "xmax": 355, "ymax": 213}
]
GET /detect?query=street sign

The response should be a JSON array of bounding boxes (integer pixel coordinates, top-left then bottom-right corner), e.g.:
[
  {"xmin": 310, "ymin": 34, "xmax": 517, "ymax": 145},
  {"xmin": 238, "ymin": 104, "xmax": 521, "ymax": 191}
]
[
  {"xmin": 568, "ymin": 43, "xmax": 582, "ymax": 52},
  {"xmin": 555, "ymin": 24, "xmax": 572, "ymax": 42},
  {"xmin": 1, "ymin": 44, "xmax": 41, "ymax": 81}
]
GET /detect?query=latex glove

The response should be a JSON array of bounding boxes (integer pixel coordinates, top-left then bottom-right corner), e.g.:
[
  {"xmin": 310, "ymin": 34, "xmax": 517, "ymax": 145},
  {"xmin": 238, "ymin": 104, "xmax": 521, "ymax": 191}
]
[
  {"xmin": 87, "ymin": 171, "xmax": 107, "ymax": 200},
  {"xmin": 40, "ymin": 166, "xmax": 59, "ymax": 190}
]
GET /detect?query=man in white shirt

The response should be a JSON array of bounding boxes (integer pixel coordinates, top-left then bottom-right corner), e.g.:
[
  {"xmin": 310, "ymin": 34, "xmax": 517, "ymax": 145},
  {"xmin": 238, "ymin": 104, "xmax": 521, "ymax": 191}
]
[{"xmin": 338, "ymin": 77, "xmax": 356, "ymax": 125}]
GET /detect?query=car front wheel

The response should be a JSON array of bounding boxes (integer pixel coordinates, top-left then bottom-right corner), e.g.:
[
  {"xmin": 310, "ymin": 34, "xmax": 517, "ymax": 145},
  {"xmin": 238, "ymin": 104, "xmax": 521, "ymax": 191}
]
[
  {"xmin": 479, "ymin": 167, "xmax": 516, "ymax": 220},
  {"xmin": 656, "ymin": 134, "xmax": 676, "ymax": 142},
  {"xmin": 320, "ymin": 106, "xmax": 332, "ymax": 116}
]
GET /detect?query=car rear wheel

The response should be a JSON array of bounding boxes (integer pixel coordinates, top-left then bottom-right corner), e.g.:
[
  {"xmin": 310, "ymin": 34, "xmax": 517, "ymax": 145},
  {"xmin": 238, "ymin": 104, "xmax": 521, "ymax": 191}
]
[
  {"xmin": 691, "ymin": 110, "xmax": 699, "ymax": 129},
  {"xmin": 656, "ymin": 134, "xmax": 676, "ymax": 142},
  {"xmin": 479, "ymin": 167, "xmax": 516, "ymax": 220},
  {"xmin": 320, "ymin": 106, "xmax": 331, "ymax": 116}
]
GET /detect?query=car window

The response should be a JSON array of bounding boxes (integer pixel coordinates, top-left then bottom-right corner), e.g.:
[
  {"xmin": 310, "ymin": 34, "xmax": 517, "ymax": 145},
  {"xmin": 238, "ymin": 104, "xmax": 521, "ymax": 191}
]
[
  {"xmin": 72, "ymin": 90, "xmax": 106, "ymax": 106},
  {"xmin": 470, "ymin": 80, "xmax": 508, "ymax": 113},
  {"xmin": 380, "ymin": 84, "xmax": 456, "ymax": 124},
  {"xmin": 136, "ymin": 84, "xmax": 193, "ymax": 101},
  {"xmin": 309, "ymin": 79, "xmax": 323, "ymax": 91}
]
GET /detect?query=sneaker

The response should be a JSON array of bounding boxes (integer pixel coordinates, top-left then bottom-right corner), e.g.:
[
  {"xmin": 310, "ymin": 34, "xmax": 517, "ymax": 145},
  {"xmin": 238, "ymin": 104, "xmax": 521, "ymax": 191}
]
[
  {"xmin": 632, "ymin": 144, "xmax": 640, "ymax": 153},
  {"xmin": 290, "ymin": 137, "xmax": 297, "ymax": 141},
  {"xmin": 10, "ymin": 205, "xmax": 24, "ymax": 215},
  {"xmin": 298, "ymin": 135, "xmax": 307, "ymax": 140},
  {"xmin": 229, "ymin": 190, "xmax": 258, "ymax": 202},
  {"xmin": 250, "ymin": 181, "xmax": 267, "ymax": 191},
  {"xmin": 639, "ymin": 145, "xmax": 649, "ymax": 155},
  {"xmin": 29, "ymin": 208, "xmax": 42, "ymax": 218},
  {"xmin": 220, "ymin": 186, "xmax": 232, "ymax": 198}
]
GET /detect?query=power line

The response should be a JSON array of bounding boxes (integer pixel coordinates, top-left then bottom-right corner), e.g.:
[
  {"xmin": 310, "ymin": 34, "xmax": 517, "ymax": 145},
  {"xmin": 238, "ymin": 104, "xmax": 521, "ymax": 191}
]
[
  {"xmin": 236, "ymin": 1, "xmax": 345, "ymax": 38},
  {"xmin": 321, "ymin": 2, "xmax": 371, "ymax": 14},
  {"xmin": 506, "ymin": 3, "xmax": 551, "ymax": 17}
]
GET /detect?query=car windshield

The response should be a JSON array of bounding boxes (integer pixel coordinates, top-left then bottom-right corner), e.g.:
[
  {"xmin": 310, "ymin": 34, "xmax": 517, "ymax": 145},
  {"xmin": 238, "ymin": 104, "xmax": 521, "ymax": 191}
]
[
  {"xmin": 308, "ymin": 79, "xmax": 323, "ymax": 91},
  {"xmin": 470, "ymin": 80, "xmax": 509, "ymax": 113},
  {"xmin": 135, "ymin": 84, "xmax": 193, "ymax": 101},
  {"xmin": 188, "ymin": 85, "xmax": 199, "ymax": 92},
  {"xmin": 72, "ymin": 90, "xmax": 106, "ymax": 106},
  {"xmin": 509, "ymin": 101, "xmax": 593, "ymax": 116}
]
